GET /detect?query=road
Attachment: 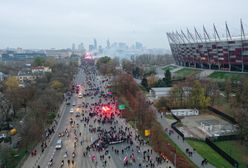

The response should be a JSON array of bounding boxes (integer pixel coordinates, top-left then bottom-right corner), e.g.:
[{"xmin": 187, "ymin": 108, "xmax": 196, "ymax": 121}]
[{"xmin": 22, "ymin": 62, "xmax": 174, "ymax": 168}]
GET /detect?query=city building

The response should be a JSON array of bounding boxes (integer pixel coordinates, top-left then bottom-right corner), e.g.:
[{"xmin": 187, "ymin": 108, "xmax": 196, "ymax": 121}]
[
  {"xmin": 89, "ymin": 45, "xmax": 95, "ymax": 51},
  {"xmin": 167, "ymin": 21, "xmax": 248, "ymax": 72},
  {"xmin": 135, "ymin": 42, "xmax": 143, "ymax": 50},
  {"xmin": 1, "ymin": 51, "xmax": 46, "ymax": 61},
  {"xmin": 94, "ymin": 39, "xmax": 97, "ymax": 50},
  {"xmin": 78, "ymin": 43, "xmax": 85, "ymax": 52},
  {"xmin": 107, "ymin": 40, "xmax": 110, "ymax": 49},
  {"xmin": 45, "ymin": 49, "xmax": 71, "ymax": 58},
  {"xmin": 149, "ymin": 87, "xmax": 172, "ymax": 99},
  {"xmin": 17, "ymin": 71, "xmax": 37, "ymax": 83},
  {"xmin": 31, "ymin": 66, "xmax": 52, "ymax": 73},
  {"xmin": 171, "ymin": 109, "xmax": 199, "ymax": 116}
]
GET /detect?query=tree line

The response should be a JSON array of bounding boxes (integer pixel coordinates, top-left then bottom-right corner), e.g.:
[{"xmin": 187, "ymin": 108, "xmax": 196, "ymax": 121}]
[{"xmin": 0, "ymin": 57, "xmax": 77, "ymax": 165}]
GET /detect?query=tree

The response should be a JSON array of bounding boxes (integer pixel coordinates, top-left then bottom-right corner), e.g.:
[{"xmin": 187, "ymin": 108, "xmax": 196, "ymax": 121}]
[
  {"xmin": 205, "ymin": 80, "xmax": 219, "ymax": 105},
  {"xmin": 190, "ymin": 80, "xmax": 210, "ymax": 109},
  {"xmin": 236, "ymin": 109, "xmax": 248, "ymax": 145},
  {"xmin": 141, "ymin": 77, "xmax": 148, "ymax": 90},
  {"xmin": 50, "ymin": 80, "xmax": 64, "ymax": 90},
  {"xmin": 154, "ymin": 96, "xmax": 169, "ymax": 112},
  {"xmin": 4, "ymin": 76, "xmax": 20, "ymax": 117},
  {"xmin": 122, "ymin": 59, "xmax": 134, "ymax": 74},
  {"xmin": 33, "ymin": 57, "xmax": 46, "ymax": 66},
  {"xmin": 235, "ymin": 78, "xmax": 248, "ymax": 110},
  {"xmin": 4, "ymin": 76, "xmax": 19, "ymax": 91},
  {"xmin": 164, "ymin": 69, "xmax": 172, "ymax": 86},
  {"xmin": 96, "ymin": 56, "xmax": 111, "ymax": 69},
  {"xmin": 225, "ymin": 78, "xmax": 232, "ymax": 102},
  {"xmin": 147, "ymin": 74, "xmax": 158, "ymax": 88}
]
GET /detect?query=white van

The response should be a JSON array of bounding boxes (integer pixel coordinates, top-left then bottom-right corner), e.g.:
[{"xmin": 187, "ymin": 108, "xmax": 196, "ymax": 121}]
[{"xmin": 55, "ymin": 139, "xmax": 63, "ymax": 149}]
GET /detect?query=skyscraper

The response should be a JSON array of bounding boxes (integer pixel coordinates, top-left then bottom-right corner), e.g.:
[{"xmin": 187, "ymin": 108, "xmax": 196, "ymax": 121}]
[
  {"xmin": 135, "ymin": 42, "xmax": 143, "ymax": 50},
  {"xmin": 107, "ymin": 39, "xmax": 110, "ymax": 49},
  {"xmin": 78, "ymin": 42, "xmax": 85, "ymax": 52},
  {"xmin": 72, "ymin": 43, "xmax": 76, "ymax": 52},
  {"xmin": 89, "ymin": 45, "xmax": 94, "ymax": 51},
  {"xmin": 94, "ymin": 39, "xmax": 97, "ymax": 50}
]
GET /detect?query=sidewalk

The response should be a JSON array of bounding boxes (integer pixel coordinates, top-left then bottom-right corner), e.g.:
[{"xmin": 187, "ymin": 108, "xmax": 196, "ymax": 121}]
[{"xmin": 156, "ymin": 112, "xmax": 215, "ymax": 168}]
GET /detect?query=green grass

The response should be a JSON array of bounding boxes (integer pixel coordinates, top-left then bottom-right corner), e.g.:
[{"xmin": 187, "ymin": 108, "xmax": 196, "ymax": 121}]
[
  {"xmin": 187, "ymin": 139, "xmax": 233, "ymax": 168},
  {"xmin": 5, "ymin": 148, "xmax": 27, "ymax": 168},
  {"xmin": 163, "ymin": 65, "xmax": 178, "ymax": 72},
  {"xmin": 215, "ymin": 140, "xmax": 248, "ymax": 168},
  {"xmin": 174, "ymin": 68, "xmax": 201, "ymax": 78},
  {"xmin": 208, "ymin": 71, "xmax": 248, "ymax": 80}
]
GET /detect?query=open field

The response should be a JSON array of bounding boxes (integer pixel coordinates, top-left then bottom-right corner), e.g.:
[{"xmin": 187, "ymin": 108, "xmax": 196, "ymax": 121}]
[
  {"xmin": 214, "ymin": 140, "xmax": 248, "ymax": 168},
  {"xmin": 162, "ymin": 65, "xmax": 178, "ymax": 72},
  {"xmin": 187, "ymin": 139, "xmax": 233, "ymax": 168},
  {"xmin": 208, "ymin": 71, "xmax": 248, "ymax": 80},
  {"xmin": 174, "ymin": 68, "xmax": 201, "ymax": 78}
]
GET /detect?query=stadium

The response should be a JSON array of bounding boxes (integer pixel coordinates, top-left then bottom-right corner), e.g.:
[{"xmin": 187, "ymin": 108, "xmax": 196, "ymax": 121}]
[{"xmin": 167, "ymin": 21, "xmax": 248, "ymax": 72}]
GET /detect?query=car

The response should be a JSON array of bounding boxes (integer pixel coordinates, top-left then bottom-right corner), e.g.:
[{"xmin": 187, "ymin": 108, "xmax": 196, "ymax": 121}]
[
  {"xmin": 66, "ymin": 101, "xmax": 70, "ymax": 105},
  {"xmin": 55, "ymin": 139, "xmax": 63, "ymax": 149},
  {"xmin": 0, "ymin": 134, "xmax": 6, "ymax": 140},
  {"xmin": 78, "ymin": 93, "xmax": 82, "ymax": 98},
  {"xmin": 70, "ymin": 108, "xmax": 74, "ymax": 113}
]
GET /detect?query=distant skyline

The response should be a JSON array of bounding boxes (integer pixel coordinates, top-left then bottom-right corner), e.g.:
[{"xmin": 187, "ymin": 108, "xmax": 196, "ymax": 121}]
[{"xmin": 0, "ymin": 0, "xmax": 248, "ymax": 49}]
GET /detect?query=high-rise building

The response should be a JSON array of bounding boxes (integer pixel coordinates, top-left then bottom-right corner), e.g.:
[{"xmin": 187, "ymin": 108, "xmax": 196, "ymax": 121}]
[
  {"xmin": 94, "ymin": 39, "xmax": 97, "ymax": 50},
  {"xmin": 98, "ymin": 45, "xmax": 103, "ymax": 54},
  {"xmin": 78, "ymin": 43, "xmax": 85, "ymax": 52},
  {"xmin": 135, "ymin": 42, "xmax": 143, "ymax": 50},
  {"xmin": 118, "ymin": 42, "xmax": 128, "ymax": 50},
  {"xmin": 107, "ymin": 40, "xmax": 110, "ymax": 49},
  {"xmin": 72, "ymin": 43, "xmax": 76, "ymax": 52},
  {"xmin": 89, "ymin": 45, "xmax": 94, "ymax": 51}
]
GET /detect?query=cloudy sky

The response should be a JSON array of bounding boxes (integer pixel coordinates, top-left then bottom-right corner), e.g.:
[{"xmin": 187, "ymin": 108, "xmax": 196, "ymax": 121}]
[{"xmin": 0, "ymin": 0, "xmax": 247, "ymax": 49}]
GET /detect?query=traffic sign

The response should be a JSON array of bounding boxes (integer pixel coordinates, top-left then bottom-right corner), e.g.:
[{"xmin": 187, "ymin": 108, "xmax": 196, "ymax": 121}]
[{"xmin": 118, "ymin": 104, "xmax": 126, "ymax": 110}]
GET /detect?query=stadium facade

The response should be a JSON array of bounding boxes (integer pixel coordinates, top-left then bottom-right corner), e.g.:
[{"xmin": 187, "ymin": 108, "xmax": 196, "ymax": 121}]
[{"xmin": 167, "ymin": 20, "xmax": 248, "ymax": 72}]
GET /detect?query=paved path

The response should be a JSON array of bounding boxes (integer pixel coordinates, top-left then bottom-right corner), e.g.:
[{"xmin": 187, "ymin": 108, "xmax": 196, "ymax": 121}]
[{"xmin": 156, "ymin": 112, "xmax": 215, "ymax": 168}]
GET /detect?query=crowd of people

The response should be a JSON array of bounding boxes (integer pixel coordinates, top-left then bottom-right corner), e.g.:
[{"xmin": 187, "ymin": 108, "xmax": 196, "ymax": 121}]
[{"xmin": 37, "ymin": 61, "xmax": 169, "ymax": 168}]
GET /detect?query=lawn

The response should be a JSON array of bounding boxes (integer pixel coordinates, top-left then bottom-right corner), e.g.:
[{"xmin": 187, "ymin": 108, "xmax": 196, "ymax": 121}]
[
  {"xmin": 174, "ymin": 68, "xmax": 201, "ymax": 78},
  {"xmin": 187, "ymin": 139, "xmax": 233, "ymax": 168},
  {"xmin": 215, "ymin": 140, "xmax": 248, "ymax": 168},
  {"xmin": 4, "ymin": 148, "xmax": 27, "ymax": 168},
  {"xmin": 163, "ymin": 65, "xmax": 178, "ymax": 72},
  {"xmin": 208, "ymin": 71, "xmax": 248, "ymax": 80}
]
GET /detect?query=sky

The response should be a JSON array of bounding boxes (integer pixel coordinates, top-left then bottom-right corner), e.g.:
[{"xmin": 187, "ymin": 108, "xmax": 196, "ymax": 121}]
[{"xmin": 0, "ymin": 0, "xmax": 248, "ymax": 50}]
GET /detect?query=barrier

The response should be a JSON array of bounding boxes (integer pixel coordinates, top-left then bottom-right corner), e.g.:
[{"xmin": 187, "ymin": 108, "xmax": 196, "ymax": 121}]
[
  {"xmin": 209, "ymin": 134, "xmax": 240, "ymax": 141},
  {"xmin": 170, "ymin": 113, "xmax": 184, "ymax": 139},
  {"xmin": 208, "ymin": 106, "xmax": 237, "ymax": 124},
  {"xmin": 205, "ymin": 138, "xmax": 239, "ymax": 168}
]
